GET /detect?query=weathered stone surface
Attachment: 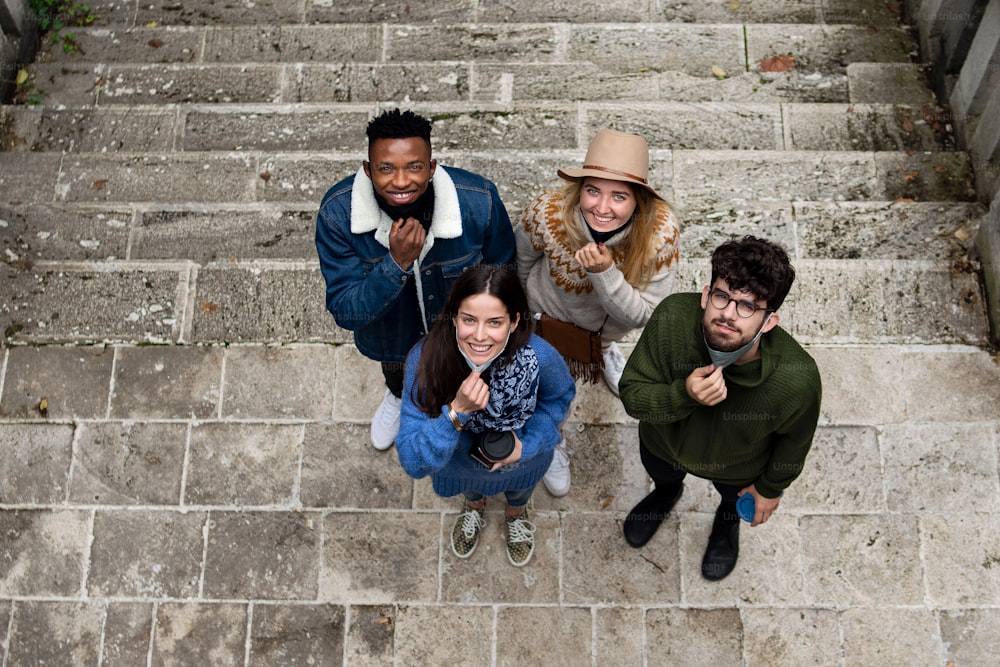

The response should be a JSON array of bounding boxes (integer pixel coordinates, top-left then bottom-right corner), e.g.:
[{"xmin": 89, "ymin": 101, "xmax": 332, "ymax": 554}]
[
  {"xmin": 102, "ymin": 603, "xmax": 155, "ymax": 667},
  {"xmin": 922, "ymin": 514, "xmax": 1000, "ymax": 606},
  {"xmin": 71, "ymin": 421, "xmax": 186, "ymax": 504},
  {"xmin": 799, "ymin": 514, "xmax": 923, "ymax": 605},
  {"xmin": 28, "ymin": 107, "xmax": 177, "ymax": 153},
  {"xmin": 1, "ymin": 345, "xmax": 113, "ymax": 419},
  {"xmin": 88, "ymin": 510, "xmax": 206, "ymax": 597},
  {"xmin": 481, "ymin": 0, "xmax": 648, "ymax": 22},
  {"xmin": 794, "ymin": 201, "xmax": 984, "ymax": 260},
  {"xmin": 874, "ymin": 150, "xmax": 978, "ymax": 201},
  {"xmin": 0, "ymin": 423, "xmax": 74, "ymax": 504},
  {"xmin": 151, "ymin": 603, "xmax": 248, "ymax": 666},
  {"xmin": 221, "ymin": 345, "xmax": 337, "ymax": 419},
  {"xmin": 427, "ymin": 107, "xmax": 577, "ymax": 150},
  {"xmin": 786, "ymin": 103, "xmax": 945, "ymax": 151},
  {"xmin": 387, "ymin": 24, "xmax": 558, "ymax": 63},
  {"xmin": 110, "ymin": 345, "xmax": 222, "ymax": 418},
  {"xmin": 848, "ymin": 63, "xmax": 936, "ymax": 104},
  {"xmin": 0, "ymin": 153, "xmax": 62, "ymax": 204},
  {"xmin": 587, "ymin": 102, "xmax": 783, "ymax": 150},
  {"xmin": 823, "ymin": 0, "xmax": 904, "ymax": 25},
  {"xmin": 185, "ymin": 423, "xmax": 302, "ymax": 505},
  {"xmin": 563, "ymin": 511, "xmax": 681, "ymax": 604},
  {"xmin": 657, "ymin": 0, "xmax": 817, "ymax": 22},
  {"xmin": 305, "ymin": 0, "xmax": 476, "ymax": 24},
  {"xmin": 792, "ymin": 427, "xmax": 886, "ymax": 514},
  {"xmin": 136, "ymin": 0, "xmax": 305, "ymax": 26},
  {"xmin": 0, "ymin": 264, "xmax": 183, "ymax": 343},
  {"xmin": 901, "ymin": 348, "xmax": 1000, "ymax": 422},
  {"xmin": 40, "ymin": 27, "xmax": 204, "ymax": 64},
  {"xmin": 7, "ymin": 601, "xmax": 104, "ymax": 666},
  {"xmin": 21, "ymin": 63, "xmax": 104, "ymax": 105},
  {"xmin": 473, "ymin": 64, "xmax": 669, "ymax": 103},
  {"xmin": 290, "ymin": 63, "xmax": 472, "ymax": 103},
  {"xmin": 345, "ymin": 604, "xmax": 396, "ymax": 664},
  {"xmin": 496, "ymin": 606, "xmax": 593, "ymax": 666},
  {"xmin": 0, "ymin": 203, "xmax": 133, "ymax": 260},
  {"xmin": 203, "ymin": 25, "xmax": 381, "ymax": 63},
  {"xmin": 809, "ymin": 347, "xmax": 906, "ymax": 425},
  {"xmin": 567, "ymin": 24, "xmax": 745, "ymax": 77},
  {"xmin": 680, "ymin": 203, "xmax": 795, "ymax": 257},
  {"xmin": 393, "ymin": 604, "xmax": 492, "ymax": 666},
  {"xmin": 881, "ymin": 422, "xmax": 1000, "ymax": 513},
  {"xmin": 645, "ymin": 608, "xmax": 743, "ymax": 665},
  {"xmin": 59, "ymin": 153, "xmax": 258, "ymax": 203},
  {"xmin": 594, "ymin": 607, "xmax": 644, "ymax": 665},
  {"xmin": 841, "ymin": 608, "xmax": 941, "ymax": 667},
  {"xmin": 132, "ymin": 206, "xmax": 318, "ymax": 261},
  {"xmin": 0, "ymin": 510, "xmax": 89, "ymax": 596},
  {"xmin": 658, "ymin": 69, "xmax": 850, "ymax": 103},
  {"xmin": 249, "ymin": 604, "xmax": 345, "ymax": 667},
  {"xmin": 940, "ymin": 608, "xmax": 1000, "ymax": 666},
  {"xmin": 188, "ymin": 266, "xmax": 334, "ymax": 343},
  {"xmin": 319, "ymin": 512, "xmax": 439, "ymax": 603},
  {"xmin": 204, "ymin": 511, "xmax": 321, "ymax": 599},
  {"xmin": 741, "ymin": 607, "xmax": 842, "ymax": 666},
  {"xmin": 330, "ymin": 345, "xmax": 390, "ymax": 423},
  {"xmin": 100, "ymin": 64, "xmax": 282, "ymax": 104},
  {"xmin": 747, "ymin": 25, "xmax": 914, "ymax": 74},
  {"xmin": 301, "ymin": 422, "xmax": 415, "ymax": 509},
  {"xmin": 182, "ymin": 108, "xmax": 368, "ymax": 151},
  {"xmin": 256, "ymin": 155, "xmax": 356, "ymax": 203}
]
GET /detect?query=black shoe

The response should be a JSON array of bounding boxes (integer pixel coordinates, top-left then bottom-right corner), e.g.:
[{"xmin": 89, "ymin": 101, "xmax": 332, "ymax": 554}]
[
  {"xmin": 623, "ymin": 485, "xmax": 683, "ymax": 548},
  {"xmin": 701, "ymin": 507, "xmax": 740, "ymax": 581}
]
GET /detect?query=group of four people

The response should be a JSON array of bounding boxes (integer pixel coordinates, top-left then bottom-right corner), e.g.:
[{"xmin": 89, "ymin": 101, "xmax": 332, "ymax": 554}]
[{"xmin": 315, "ymin": 109, "xmax": 821, "ymax": 578}]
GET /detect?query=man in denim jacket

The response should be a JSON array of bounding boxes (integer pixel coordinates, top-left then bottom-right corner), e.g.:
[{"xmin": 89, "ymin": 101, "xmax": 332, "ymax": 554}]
[{"xmin": 316, "ymin": 109, "xmax": 516, "ymax": 451}]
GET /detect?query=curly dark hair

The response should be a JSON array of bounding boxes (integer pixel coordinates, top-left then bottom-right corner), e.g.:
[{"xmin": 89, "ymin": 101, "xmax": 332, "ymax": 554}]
[
  {"xmin": 413, "ymin": 265, "xmax": 533, "ymax": 415},
  {"xmin": 710, "ymin": 236, "xmax": 795, "ymax": 311},
  {"xmin": 366, "ymin": 109, "xmax": 432, "ymax": 149}
]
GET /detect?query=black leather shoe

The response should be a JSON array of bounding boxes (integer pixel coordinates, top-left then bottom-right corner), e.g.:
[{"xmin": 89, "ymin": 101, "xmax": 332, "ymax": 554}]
[
  {"xmin": 701, "ymin": 508, "xmax": 740, "ymax": 581},
  {"xmin": 623, "ymin": 486, "xmax": 683, "ymax": 548}
]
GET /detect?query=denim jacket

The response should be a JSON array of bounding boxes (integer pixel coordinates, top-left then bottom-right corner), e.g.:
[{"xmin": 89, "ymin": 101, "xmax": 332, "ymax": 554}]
[{"xmin": 316, "ymin": 165, "xmax": 516, "ymax": 362}]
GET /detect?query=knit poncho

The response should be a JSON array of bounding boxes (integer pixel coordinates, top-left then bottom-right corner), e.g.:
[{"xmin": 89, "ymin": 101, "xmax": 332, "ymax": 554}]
[{"xmin": 619, "ymin": 293, "xmax": 822, "ymax": 498}]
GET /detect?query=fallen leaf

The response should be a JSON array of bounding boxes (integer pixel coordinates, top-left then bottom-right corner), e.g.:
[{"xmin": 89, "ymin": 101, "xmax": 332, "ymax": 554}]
[
  {"xmin": 16, "ymin": 69, "xmax": 29, "ymax": 86},
  {"xmin": 903, "ymin": 171, "xmax": 920, "ymax": 184},
  {"xmin": 600, "ymin": 496, "xmax": 614, "ymax": 510},
  {"xmin": 760, "ymin": 54, "xmax": 794, "ymax": 72},
  {"xmin": 865, "ymin": 24, "xmax": 879, "ymax": 35},
  {"xmin": 887, "ymin": 2, "xmax": 902, "ymax": 15},
  {"xmin": 201, "ymin": 301, "xmax": 219, "ymax": 314},
  {"xmin": 711, "ymin": 65, "xmax": 728, "ymax": 80},
  {"xmin": 893, "ymin": 197, "xmax": 915, "ymax": 203},
  {"xmin": 259, "ymin": 171, "xmax": 271, "ymax": 183},
  {"xmin": 955, "ymin": 227, "xmax": 971, "ymax": 241},
  {"xmin": 38, "ymin": 398, "xmax": 49, "ymax": 416},
  {"xmin": 933, "ymin": 165, "xmax": 947, "ymax": 173},
  {"xmin": 92, "ymin": 179, "xmax": 108, "ymax": 191},
  {"xmin": 901, "ymin": 117, "xmax": 915, "ymax": 132},
  {"xmin": 146, "ymin": 21, "xmax": 159, "ymax": 27},
  {"xmin": 377, "ymin": 616, "xmax": 392, "ymax": 624},
  {"xmin": 147, "ymin": 39, "xmax": 164, "ymax": 48},
  {"xmin": 729, "ymin": 1, "xmax": 740, "ymax": 10}
]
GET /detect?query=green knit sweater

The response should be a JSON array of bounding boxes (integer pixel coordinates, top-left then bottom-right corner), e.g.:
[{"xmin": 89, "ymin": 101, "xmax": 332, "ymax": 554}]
[{"xmin": 619, "ymin": 293, "xmax": 822, "ymax": 498}]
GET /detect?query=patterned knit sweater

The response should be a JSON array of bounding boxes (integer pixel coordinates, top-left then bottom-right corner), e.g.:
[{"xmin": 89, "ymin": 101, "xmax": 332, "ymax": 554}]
[
  {"xmin": 618, "ymin": 293, "xmax": 822, "ymax": 498},
  {"xmin": 396, "ymin": 334, "xmax": 576, "ymax": 498},
  {"xmin": 515, "ymin": 189, "xmax": 680, "ymax": 341}
]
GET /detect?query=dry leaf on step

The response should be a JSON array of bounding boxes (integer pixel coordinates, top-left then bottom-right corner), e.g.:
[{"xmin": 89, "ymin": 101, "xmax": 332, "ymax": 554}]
[{"xmin": 760, "ymin": 54, "xmax": 795, "ymax": 72}]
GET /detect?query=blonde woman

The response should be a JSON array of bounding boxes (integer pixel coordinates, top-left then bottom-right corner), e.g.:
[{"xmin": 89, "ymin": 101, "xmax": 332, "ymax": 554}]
[{"xmin": 515, "ymin": 129, "xmax": 680, "ymax": 496}]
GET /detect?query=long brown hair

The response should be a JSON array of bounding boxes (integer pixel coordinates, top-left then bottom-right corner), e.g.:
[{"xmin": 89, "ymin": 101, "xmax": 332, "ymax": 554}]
[
  {"xmin": 413, "ymin": 265, "xmax": 533, "ymax": 415},
  {"xmin": 558, "ymin": 178, "xmax": 673, "ymax": 288}
]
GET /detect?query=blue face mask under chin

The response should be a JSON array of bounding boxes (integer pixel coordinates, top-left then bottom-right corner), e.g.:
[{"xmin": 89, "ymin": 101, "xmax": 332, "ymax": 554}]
[{"xmin": 456, "ymin": 327, "xmax": 513, "ymax": 372}]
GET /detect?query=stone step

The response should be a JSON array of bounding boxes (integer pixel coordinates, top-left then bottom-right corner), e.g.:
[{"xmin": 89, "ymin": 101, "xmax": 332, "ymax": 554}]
[
  {"xmin": 0, "ymin": 258, "xmax": 986, "ymax": 347},
  {"xmin": 2, "ymin": 102, "xmax": 955, "ymax": 154},
  {"xmin": 39, "ymin": 23, "xmax": 913, "ymax": 70},
  {"xmin": 80, "ymin": 1, "xmax": 905, "ymax": 28},
  {"xmin": 0, "ymin": 149, "xmax": 978, "ymax": 211},
  {"xmin": 1, "ymin": 201, "xmax": 983, "ymax": 264}
]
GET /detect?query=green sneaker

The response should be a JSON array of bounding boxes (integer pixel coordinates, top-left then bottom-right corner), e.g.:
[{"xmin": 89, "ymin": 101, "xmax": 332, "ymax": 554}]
[
  {"xmin": 450, "ymin": 504, "xmax": 485, "ymax": 559},
  {"xmin": 505, "ymin": 509, "xmax": 537, "ymax": 567}
]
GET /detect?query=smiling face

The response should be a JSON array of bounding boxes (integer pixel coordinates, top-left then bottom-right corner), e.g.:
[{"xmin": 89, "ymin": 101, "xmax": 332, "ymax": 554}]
[
  {"xmin": 579, "ymin": 176, "xmax": 637, "ymax": 233},
  {"xmin": 701, "ymin": 278, "xmax": 777, "ymax": 354},
  {"xmin": 454, "ymin": 293, "xmax": 520, "ymax": 367},
  {"xmin": 363, "ymin": 136, "xmax": 436, "ymax": 208}
]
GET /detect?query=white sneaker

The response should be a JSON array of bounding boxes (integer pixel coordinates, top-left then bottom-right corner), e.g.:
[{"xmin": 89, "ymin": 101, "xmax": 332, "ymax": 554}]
[
  {"xmin": 602, "ymin": 341, "xmax": 627, "ymax": 396},
  {"xmin": 542, "ymin": 439, "xmax": 572, "ymax": 497},
  {"xmin": 371, "ymin": 389, "xmax": 402, "ymax": 450}
]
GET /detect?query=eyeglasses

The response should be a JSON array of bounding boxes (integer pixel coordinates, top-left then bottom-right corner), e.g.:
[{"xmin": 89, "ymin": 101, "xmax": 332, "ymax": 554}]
[{"xmin": 708, "ymin": 288, "xmax": 772, "ymax": 319}]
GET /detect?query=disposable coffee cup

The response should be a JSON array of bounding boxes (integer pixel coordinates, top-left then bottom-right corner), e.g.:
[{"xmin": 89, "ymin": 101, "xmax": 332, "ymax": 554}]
[{"xmin": 478, "ymin": 430, "xmax": 514, "ymax": 461}]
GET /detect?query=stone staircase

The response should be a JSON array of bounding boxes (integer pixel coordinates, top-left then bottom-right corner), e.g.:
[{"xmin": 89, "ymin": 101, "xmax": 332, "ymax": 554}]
[{"xmin": 1, "ymin": 1, "xmax": 999, "ymax": 665}]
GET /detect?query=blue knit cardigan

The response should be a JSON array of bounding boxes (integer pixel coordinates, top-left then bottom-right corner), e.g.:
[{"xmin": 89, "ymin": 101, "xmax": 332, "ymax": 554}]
[{"xmin": 396, "ymin": 334, "xmax": 575, "ymax": 497}]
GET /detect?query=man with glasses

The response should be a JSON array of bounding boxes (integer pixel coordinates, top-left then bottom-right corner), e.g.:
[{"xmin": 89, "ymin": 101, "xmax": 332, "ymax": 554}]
[
  {"xmin": 618, "ymin": 236, "xmax": 821, "ymax": 581},
  {"xmin": 316, "ymin": 109, "xmax": 515, "ymax": 451}
]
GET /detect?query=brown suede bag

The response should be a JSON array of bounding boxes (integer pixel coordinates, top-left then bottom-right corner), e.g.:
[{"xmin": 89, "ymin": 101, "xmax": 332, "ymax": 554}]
[{"xmin": 534, "ymin": 313, "xmax": 604, "ymax": 383}]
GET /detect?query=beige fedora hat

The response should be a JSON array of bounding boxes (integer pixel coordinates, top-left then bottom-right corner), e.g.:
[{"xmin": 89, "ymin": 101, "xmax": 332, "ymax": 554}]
[{"xmin": 557, "ymin": 128, "xmax": 664, "ymax": 200}]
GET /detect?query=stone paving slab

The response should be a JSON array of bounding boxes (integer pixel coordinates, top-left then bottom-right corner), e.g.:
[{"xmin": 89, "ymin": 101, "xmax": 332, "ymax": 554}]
[
  {"xmin": 100, "ymin": 63, "xmax": 283, "ymax": 104},
  {"xmin": 847, "ymin": 62, "xmax": 937, "ymax": 104},
  {"xmin": 785, "ymin": 102, "xmax": 945, "ymax": 151},
  {"xmin": 180, "ymin": 107, "xmax": 370, "ymax": 152},
  {"xmin": 0, "ymin": 203, "xmax": 133, "ymax": 261},
  {"xmin": 746, "ymin": 24, "xmax": 915, "ymax": 74}
]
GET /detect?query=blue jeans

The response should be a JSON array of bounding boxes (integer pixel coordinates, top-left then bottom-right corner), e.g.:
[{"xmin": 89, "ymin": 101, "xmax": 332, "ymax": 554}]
[{"xmin": 463, "ymin": 486, "xmax": 534, "ymax": 509}]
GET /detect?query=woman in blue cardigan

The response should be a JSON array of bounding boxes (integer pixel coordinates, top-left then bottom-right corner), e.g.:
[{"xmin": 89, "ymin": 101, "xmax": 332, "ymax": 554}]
[{"xmin": 396, "ymin": 265, "xmax": 575, "ymax": 567}]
